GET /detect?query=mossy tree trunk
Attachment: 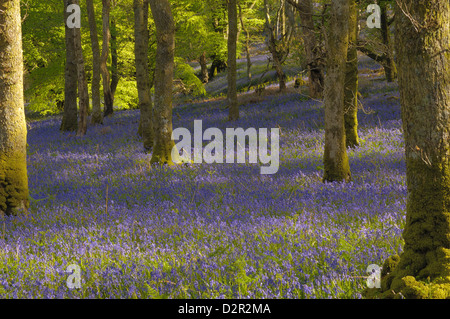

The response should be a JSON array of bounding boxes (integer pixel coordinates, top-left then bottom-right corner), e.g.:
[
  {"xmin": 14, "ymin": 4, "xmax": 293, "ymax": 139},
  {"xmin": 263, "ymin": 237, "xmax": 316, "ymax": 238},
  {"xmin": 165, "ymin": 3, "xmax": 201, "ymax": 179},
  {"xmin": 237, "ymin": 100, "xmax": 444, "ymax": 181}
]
[
  {"xmin": 61, "ymin": 0, "xmax": 78, "ymax": 132},
  {"xmin": 87, "ymin": 0, "xmax": 103, "ymax": 125},
  {"xmin": 101, "ymin": 0, "xmax": 114, "ymax": 117},
  {"xmin": 149, "ymin": 0, "xmax": 175, "ymax": 165},
  {"xmin": 344, "ymin": 0, "xmax": 359, "ymax": 148},
  {"xmin": 0, "ymin": 0, "xmax": 29, "ymax": 215},
  {"xmin": 322, "ymin": 0, "xmax": 351, "ymax": 183},
  {"xmin": 134, "ymin": 0, "xmax": 154, "ymax": 151},
  {"xmin": 286, "ymin": 0, "xmax": 324, "ymax": 99},
  {"xmin": 227, "ymin": 0, "xmax": 239, "ymax": 121},
  {"xmin": 367, "ymin": 0, "xmax": 450, "ymax": 299}
]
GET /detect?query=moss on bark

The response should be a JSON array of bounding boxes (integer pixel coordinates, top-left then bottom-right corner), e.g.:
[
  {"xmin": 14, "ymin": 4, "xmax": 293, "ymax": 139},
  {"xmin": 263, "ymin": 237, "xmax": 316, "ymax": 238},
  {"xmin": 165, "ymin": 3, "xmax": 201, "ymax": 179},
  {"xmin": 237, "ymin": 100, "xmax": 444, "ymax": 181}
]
[
  {"xmin": 322, "ymin": 0, "xmax": 351, "ymax": 183},
  {"xmin": 0, "ymin": 0, "xmax": 29, "ymax": 215},
  {"xmin": 0, "ymin": 152, "xmax": 29, "ymax": 215},
  {"xmin": 344, "ymin": 0, "xmax": 359, "ymax": 149},
  {"xmin": 364, "ymin": 0, "xmax": 450, "ymax": 299}
]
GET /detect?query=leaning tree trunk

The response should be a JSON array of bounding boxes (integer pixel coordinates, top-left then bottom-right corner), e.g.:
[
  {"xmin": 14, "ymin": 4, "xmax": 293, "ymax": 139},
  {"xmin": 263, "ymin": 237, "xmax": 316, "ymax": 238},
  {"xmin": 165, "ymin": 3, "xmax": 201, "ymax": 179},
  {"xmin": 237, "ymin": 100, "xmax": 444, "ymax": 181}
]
[
  {"xmin": 228, "ymin": 0, "xmax": 239, "ymax": 121},
  {"xmin": 73, "ymin": 0, "xmax": 89, "ymax": 137},
  {"xmin": 344, "ymin": 0, "xmax": 359, "ymax": 148},
  {"xmin": 61, "ymin": 0, "xmax": 78, "ymax": 131},
  {"xmin": 87, "ymin": 0, "xmax": 103, "ymax": 124},
  {"xmin": 322, "ymin": 0, "xmax": 351, "ymax": 183},
  {"xmin": 101, "ymin": 0, "xmax": 114, "ymax": 117},
  {"xmin": 134, "ymin": 0, "xmax": 154, "ymax": 151},
  {"xmin": 0, "ymin": 0, "xmax": 29, "ymax": 215},
  {"xmin": 366, "ymin": 0, "xmax": 450, "ymax": 299},
  {"xmin": 149, "ymin": 0, "xmax": 175, "ymax": 164}
]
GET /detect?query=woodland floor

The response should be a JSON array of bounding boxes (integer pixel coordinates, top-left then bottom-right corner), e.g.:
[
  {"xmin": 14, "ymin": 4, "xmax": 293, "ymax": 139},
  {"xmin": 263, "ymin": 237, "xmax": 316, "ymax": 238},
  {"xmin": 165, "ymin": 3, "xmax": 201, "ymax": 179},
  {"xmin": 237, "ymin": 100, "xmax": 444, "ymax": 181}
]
[{"xmin": 0, "ymin": 54, "xmax": 405, "ymax": 298}]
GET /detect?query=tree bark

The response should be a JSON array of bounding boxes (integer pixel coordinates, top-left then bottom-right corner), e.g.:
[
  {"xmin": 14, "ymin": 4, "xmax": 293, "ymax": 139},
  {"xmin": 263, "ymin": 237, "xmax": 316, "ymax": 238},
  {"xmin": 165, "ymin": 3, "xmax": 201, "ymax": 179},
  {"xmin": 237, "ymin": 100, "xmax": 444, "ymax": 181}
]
[
  {"xmin": 101, "ymin": 0, "xmax": 114, "ymax": 117},
  {"xmin": 61, "ymin": 0, "xmax": 78, "ymax": 131},
  {"xmin": 149, "ymin": 0, "xmax": 175, "ymax": 164},
  {"xmin": 344, "ymin": 0, "xmax": 359, "ymax": 148},
  {"xmin": 134, "ymin": 0, "xmax": 154, "ymax": 151},
  {"xmin": 87, "ymin": 0, "xmax": 103, "ymax": 124},
  {"xmin": 199, "ymin": 51, "xmax": 209, "ymax": 84},
  {"xmin": 380, "ymin": 1, "xmax": 397, "ymax": 82},
  {"xmin": 110, "ymin": 15, "xmax": 119, "ymax": 100},
  {"xmin": 238, "ymin": 3, "xmax": 252, "ymax": 88},
  {"xmin": 0, "ymin": 0, "xmax": 29, "ymax": 215},
  {"xmin": 73, "ymin": 0, "xmax": 89, "ymax": 137},
  {"xmin": 368, "ymin": 0, "xmax": 450, "ymax": 299},
  {"xmin": 227, "ymin": 0, "xmax": 239, "ymax": 121},
  {"xmin": 287, "ymin": 0, "xmax": 324, "ymax": 99},
  {"xmin": 322, "ymin": 0, "xmax": 351, "ymax": 183},
  {"xmin": 264, "ymin": 0, "xmax": 290, "ymax": 92}
]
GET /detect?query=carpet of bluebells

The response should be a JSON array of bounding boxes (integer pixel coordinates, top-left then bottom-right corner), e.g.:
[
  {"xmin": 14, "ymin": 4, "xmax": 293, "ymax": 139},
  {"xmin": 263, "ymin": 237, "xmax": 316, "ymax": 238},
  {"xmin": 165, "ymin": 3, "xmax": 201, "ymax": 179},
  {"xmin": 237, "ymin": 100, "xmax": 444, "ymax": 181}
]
[{"xmin": 0, "ymin": 66, "xmax": 406, "ymax": 298}]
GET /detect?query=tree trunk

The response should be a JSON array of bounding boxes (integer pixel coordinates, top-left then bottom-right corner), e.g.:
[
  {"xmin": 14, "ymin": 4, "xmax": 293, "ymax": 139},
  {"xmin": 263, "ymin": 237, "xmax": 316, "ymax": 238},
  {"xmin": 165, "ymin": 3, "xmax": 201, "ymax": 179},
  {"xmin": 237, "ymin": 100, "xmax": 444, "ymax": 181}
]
[
  {"xmin": 110, "ymin": 15, "xmax": 119, "ymax": 100},
  {"xmin": 87, "ymin": 0, "xmax": 103, "ymax": 125},
  {"xmin": 322, "ymin": 0, "xmax": 351, "ymax": 183},
  {"xmin": 208, "ymin": 57, "xmax": 227, "ymax": 80},
  {"xmin": 134, "ymin": 0, "xmax": 154, "ymax": 151},
  {"xmin": 287, "ymin": 0, "xmax": 324, "ymax": 99},
  {"xmin": 264, "ymin": 0, "xmax": 287, "ymax": 92},
  {"xmin": 380, "ymin": 1, "xmax": 397, "ymax": 82},
  {"xmin": 101, "ymin": 0, "xmax": 114, "ymax": 117},
  {"xmin": 0, "ymin": 0, "xmax": 29, "ymax": 215},
  {"xmin": 61, "ymin": 0, "xmax": 78, "ymax": 131},
  {"xmin": 238, "ymin": 3, "xmax": 252, "ymax": 88},
  {"xmin": 344, "ymin": 0, "xmax": 359, "ymax": 148},
  {"xmin": 369, "ymin": 0, "xmax": 450, "ymax": 299},
  {"xmin": 227, "ymin": 0, "xmax": 239, "ymax": 121},
  {"xmin": 149, "ymin": 0, "xmax": 175, "ymax": 164},
  {"xmin": 73, "ymin": 0, "xmax": 89, "ymax": 137},
  {"xmin": 199, "ymin": 51, "xmax": 209, "ymax": 84}
]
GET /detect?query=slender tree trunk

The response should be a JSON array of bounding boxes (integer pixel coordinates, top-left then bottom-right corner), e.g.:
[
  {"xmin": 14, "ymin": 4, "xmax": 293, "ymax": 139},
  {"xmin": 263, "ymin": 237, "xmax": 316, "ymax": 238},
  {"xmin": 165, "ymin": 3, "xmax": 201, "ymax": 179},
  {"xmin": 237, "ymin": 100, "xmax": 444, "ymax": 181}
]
[
  {"xmin": 199, "ymin": 51, "xmax": 209, "ymax": 84},
  {"xmin": 380, "ymin": 1, "xmax": 397, "ymax": 82},
  {"xmin": 72, "ymin": 0, "xmax": 89, "ymax": 137},
  {"xmin": 110, "ymin": 16, "xmax": 119, "ymax": 100},
  {"xmin": 134, "ymin": 0, "xmax": 154, "ymax": 151},
  {"xmin": 287, "ymin": 0, "xmax": 324, "ymax": 99},
  {"xmin": 323, "ymin": 0, "xmax": 351, "ymax": 183},
  {"xmin": 238, "ymin": 4, "xmax": 252, "ymax": 87},
  {"xmin": 101, "ymin": 0, "xmax": 114, "ymax": 117},
  {"xmin": 264, "ymin": 0, "xmax": 287, "ymax": 92},
  {"xmin": 0, "ymin": 0, "xmax": 29, "ymax": 215},
  {"xmin": 61, "ymin": 0, "xmax": 78, "ymax": 131},
  {"xmin": 228, "ymin": 0, "xmax": 239, "ymax": 121},
  {"xmin": 87, "ymin": 0, "xmax": 103, "ymax": 124},
  {"xmin": 148, "ymin": 0, "xmax": 175, "ymax": 164},
  {"xmin": 369, "ymin": 0, "xmax": 450, "ymax": 299},
  {"xmin": 344, "ymin": 0, "xmax": 359, "ymax": 148}
]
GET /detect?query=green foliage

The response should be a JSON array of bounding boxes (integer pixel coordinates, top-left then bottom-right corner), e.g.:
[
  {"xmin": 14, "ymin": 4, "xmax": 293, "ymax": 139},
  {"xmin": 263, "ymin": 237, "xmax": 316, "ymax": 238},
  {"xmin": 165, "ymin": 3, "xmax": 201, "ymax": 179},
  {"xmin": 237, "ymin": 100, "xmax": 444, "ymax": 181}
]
[{"xmin": 174, "ymin": 58, "xmax": 206, "ymax": 97}]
